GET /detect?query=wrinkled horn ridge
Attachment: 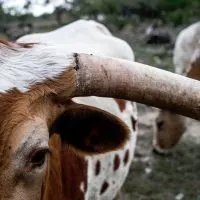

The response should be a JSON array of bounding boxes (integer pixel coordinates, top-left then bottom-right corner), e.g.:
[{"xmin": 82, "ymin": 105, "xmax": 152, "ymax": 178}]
[{"xmin": 72, "ymin": 53, "xmax": 200, "ymax": 120}]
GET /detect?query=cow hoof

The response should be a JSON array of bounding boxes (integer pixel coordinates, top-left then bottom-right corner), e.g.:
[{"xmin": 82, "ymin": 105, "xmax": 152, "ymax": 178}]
[{"xmin": 152, "ymin": 147, "xmax": 172, "ymax": 157}]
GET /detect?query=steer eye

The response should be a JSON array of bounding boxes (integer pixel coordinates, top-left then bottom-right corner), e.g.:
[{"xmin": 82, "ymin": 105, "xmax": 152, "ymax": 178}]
[{"xmin": 25, "ymin": 148, "xmax": 51, "ymax": 172}]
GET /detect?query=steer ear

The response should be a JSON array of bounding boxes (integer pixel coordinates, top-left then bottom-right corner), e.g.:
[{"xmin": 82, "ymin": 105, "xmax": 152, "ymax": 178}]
[{"xmin": 50, "ymin": 103, "xmax": 130, "ymax": 155}]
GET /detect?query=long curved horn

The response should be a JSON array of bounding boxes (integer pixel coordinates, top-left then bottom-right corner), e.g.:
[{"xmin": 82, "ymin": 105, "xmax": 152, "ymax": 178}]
[
  {"xmin": 67, "ymin": 53, "xmax": 200, "ymax": 120},
  {"xmin": 3, "ymin": 42, "xmax": 199, "ymax": 119}
]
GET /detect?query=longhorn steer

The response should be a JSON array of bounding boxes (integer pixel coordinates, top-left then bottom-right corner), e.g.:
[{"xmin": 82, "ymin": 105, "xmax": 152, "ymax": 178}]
[
  {"xmin": 153, "ymin": 21, "xmax": 200, "ymax": 153},
  {"xmin": 0, "ymin": 23, "xmax": 200, "ymax": 200}
]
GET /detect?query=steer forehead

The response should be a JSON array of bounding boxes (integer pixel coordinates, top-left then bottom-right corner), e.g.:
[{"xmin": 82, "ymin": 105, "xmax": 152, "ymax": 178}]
[
  {"xmin": 10, "ymin": 117, "xmax": 48, "ymax": 153},
  {"xmin": 0, "ymin": 92, "xmax": 27, "ymax": 164},
  {"xmin": 0, "ymin": 89, "xmax": 58, "ymax": 169}
]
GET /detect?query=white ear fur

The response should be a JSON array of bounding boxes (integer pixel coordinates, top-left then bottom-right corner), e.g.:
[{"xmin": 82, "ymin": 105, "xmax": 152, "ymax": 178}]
[{"xmin": 0, "ymin": 43, "xmax": 74, "ymax": 93}]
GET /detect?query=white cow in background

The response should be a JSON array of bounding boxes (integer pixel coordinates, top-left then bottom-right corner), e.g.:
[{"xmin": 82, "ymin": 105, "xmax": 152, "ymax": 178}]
[
  {"xmin": 173, "ymin": 21, "xmax": 200, "ymax": 75},
  {"xmin": 18, "ymin": 19, "xmax": 134, "ymax": 61}
]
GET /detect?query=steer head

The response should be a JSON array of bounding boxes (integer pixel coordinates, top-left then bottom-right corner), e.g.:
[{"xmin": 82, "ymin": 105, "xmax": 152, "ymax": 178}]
[
  {"xmin": 0, "ymin": 41, "xmax": 130, "ymax": 200},
  {"xmin": 0, "ymin": 93, "xmax": 129, "ymax": 200},
  {"xmin": 0, "ymin": 41, "xmax": 200, "ymax": 199}
]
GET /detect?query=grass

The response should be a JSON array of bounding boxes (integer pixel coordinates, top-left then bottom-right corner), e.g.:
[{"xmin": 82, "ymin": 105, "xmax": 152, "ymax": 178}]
[{"xmin": 123, "ymin": 137, "xmax": 200, "ymax": 200}]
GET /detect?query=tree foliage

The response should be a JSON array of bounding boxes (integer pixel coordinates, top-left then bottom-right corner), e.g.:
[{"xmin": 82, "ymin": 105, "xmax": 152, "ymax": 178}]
[
  {"xmin": 0, "ymin": 0, "xmax": 200, "ymax": 29},
  {"xmin": 65, "ymin": 0, "xmax": 200, "ymax": 27}
]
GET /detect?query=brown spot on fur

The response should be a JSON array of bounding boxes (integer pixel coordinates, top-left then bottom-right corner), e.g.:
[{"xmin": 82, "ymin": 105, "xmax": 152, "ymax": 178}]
[
  {"xmin": 95, "ymin": 160, "xmax": 101, "ymax": 176},
  {"xmin": 17, "ymin": 42, "xmax": 36, "ymax": 48},
  {"xmin": 114, "ymin": 99, "xmax": 126, "ymax": 112},
  {"xmin": 100, "ymin": 181, "xmax": 109, "ymax": 195},
  {"xmin": 74, "ymin": 53, "xmax": 79, "ymax": 71},
  {"xmin": 113, "ymin": 154, "xmax": 120, "ymax": 171},
  {"xmin": 131, "ymin": 116, "xmax": 137, "ymax": 131},
  {"xmin": 123, "ymin": 149, "xmax": 129, "ymax": 165},
  {"xmin": 187, "ymin": 45, "xmax": 200, "ymax": 80},
  {"xmin": 187, "ymin": 64, "xmax": 200, "ymax": 80},
  {"xmin": 187, "ymin": 62, "xmax": 200, "ymax": 81}
]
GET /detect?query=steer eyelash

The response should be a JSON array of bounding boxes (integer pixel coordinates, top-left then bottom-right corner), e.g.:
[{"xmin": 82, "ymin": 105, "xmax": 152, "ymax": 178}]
[
  {"xmin": 25, "ymin": 147, "xmax": 52, "ymax": 172},
  {"xmin": 29, "ymin": 147, "xmax": 52, "ymax": 159}
]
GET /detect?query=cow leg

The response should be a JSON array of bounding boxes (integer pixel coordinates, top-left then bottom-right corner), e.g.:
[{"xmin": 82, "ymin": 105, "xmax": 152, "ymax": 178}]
[{"xmin": 113, "ymin": 191, "xmax": 123, "ymax": 200}]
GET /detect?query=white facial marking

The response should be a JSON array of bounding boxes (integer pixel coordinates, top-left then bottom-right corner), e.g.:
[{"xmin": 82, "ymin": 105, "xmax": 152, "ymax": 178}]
[{"xmin": 0, "ymin": 44, "xmax": 74, "ymax": 93}]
